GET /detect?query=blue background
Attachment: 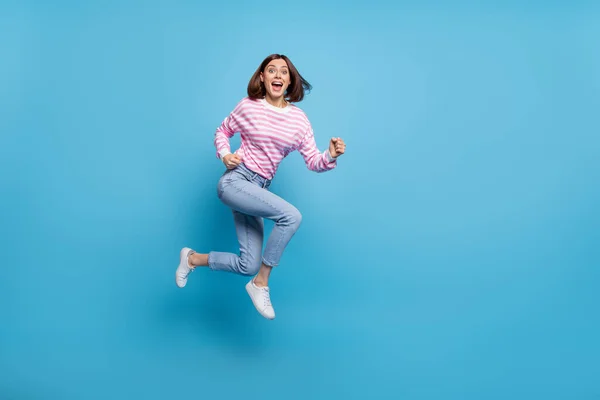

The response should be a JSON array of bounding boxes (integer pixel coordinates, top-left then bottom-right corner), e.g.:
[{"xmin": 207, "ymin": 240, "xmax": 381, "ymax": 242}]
[{"xmin": 1, "ymin": 1, "xmax": 599, "ymax": 399}]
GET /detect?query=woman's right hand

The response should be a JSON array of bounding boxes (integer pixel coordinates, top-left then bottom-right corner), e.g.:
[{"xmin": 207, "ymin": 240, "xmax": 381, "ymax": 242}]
[{"xmin": 223, "ymin": 153, "xmax": 242, "ymax": 169}]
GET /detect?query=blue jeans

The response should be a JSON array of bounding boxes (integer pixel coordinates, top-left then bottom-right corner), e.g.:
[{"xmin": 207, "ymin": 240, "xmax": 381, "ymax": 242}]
[{"xmin": 207, "ymin": 163, "xmax": 303, "ymax": 276}]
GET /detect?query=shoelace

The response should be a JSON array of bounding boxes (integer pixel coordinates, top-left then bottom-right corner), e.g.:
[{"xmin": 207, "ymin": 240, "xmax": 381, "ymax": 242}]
[{"xmin": 261, "ymin": 287, "xmax": 272, "ymax": 307}]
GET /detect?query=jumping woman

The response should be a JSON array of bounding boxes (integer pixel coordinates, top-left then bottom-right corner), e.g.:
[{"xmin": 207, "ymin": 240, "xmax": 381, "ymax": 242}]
[{"xmin": 175, "ymin": 54, "xmax": 346, "ymax": 319}]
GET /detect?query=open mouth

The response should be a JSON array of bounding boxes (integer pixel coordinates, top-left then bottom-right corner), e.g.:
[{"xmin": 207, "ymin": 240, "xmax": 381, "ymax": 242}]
[{"xmin": 271, "ymin": 82, "xmax": 283, "ymax": 91}]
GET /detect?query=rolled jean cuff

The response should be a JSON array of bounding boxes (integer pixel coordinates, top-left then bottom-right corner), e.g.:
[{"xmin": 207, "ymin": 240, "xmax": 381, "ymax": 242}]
[
  {"xmin": 261, "ymin": 257, "xmax": 278, "ymax": 268},
  {"xmin": 207, "ymin": 251, "xmax": 216, "ymax": 270}
]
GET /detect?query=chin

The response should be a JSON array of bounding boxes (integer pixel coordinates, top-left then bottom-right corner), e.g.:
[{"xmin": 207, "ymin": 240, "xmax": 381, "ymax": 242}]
[{"xmin": 267, "ymin": 91, "xmax": 285, "ymax": 100}]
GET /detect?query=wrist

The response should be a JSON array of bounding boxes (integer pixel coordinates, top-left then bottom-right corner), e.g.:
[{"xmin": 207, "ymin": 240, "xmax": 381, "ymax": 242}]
[
  {"xmin": 219, "ymin": 150, "xmax": 232, "ymax": 160},
  {"xmin": 326, "ymin": 149, "xmax": 337, "ymax": 162}
]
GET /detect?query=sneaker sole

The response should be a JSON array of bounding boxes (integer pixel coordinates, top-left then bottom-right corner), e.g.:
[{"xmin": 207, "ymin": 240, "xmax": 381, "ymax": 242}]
[{"xmin": 175, "ymin": 247, "xmax": 192, "ymax": 288}]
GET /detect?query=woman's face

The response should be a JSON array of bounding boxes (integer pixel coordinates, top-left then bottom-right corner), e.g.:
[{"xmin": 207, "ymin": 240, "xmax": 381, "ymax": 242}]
[{"xmin": 260, "ymin": 59, "xmax": 290, "ymax": 101}]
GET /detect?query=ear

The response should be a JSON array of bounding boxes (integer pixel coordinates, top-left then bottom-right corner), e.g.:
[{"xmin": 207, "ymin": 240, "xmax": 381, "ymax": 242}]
[{"xmin": 260, "ymin": 72, "xmax": 263, "ymax": 82}]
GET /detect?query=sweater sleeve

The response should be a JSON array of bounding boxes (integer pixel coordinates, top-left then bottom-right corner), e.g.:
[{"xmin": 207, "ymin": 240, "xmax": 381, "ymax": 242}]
[
  {"xmin": 214, "ymin": 99, "xmax": 244, "ymax": 159},
  {"xmin": 297, "ymin": 122, "xmax": 337, "ymax": 173}
]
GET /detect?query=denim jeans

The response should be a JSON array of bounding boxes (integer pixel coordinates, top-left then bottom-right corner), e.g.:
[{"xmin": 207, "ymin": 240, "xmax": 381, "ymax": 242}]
[{"xmin": 207, "ymin": 163, "xmax": 302, "ymax": 276}]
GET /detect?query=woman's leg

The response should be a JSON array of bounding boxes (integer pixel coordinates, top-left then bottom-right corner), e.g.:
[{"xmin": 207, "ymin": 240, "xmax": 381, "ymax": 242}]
[
  {"xmin": 202, "ymin": 210, "xmax": 264, "ymax": 276},
  {"xmin": 189, "ymin": 240, "xmax": 274, "ymax": 283},
  {"xmin": 213, "ymin": 172, "xmax": 302, "ymax": 278},
  {"xmin": 180, "ymin": 169, "xmax": 301, "ymax": 319},
  {"xmin": 187, "ymin": 172, "xmax": 300, "ymax": 280},
  {"xmin": 253, "ymin": 263, "xmax": 272, "ymax": 287}
]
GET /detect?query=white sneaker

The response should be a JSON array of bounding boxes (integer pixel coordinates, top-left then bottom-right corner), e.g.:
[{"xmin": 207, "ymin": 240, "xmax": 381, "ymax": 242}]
[
  {"xmin": 245, "ymin": 279, "xmax": 275, "ymax": 320},
  {"xmin": 175, "ymin": 247, "xmax": 195, "ymax": 288}
]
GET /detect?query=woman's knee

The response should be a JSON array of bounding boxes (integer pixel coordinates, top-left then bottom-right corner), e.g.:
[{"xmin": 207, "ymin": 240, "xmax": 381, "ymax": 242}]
[
  {"xmin": 281, "ymin": 206, "xmax": 302, "ymax": 229},
  {"xmin": 237, "ymin": 256, "xmax": 261, "ymax": 276}
]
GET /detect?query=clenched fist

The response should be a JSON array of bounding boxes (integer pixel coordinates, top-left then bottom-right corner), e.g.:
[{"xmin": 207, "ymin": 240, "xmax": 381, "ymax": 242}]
[
  {"xmin": 329, "ymin": 137, "xmax": 346, "ymax": 158},
  {"xmin": 223, "ymin": 153, "xmax": 242, "ymax": 169}
]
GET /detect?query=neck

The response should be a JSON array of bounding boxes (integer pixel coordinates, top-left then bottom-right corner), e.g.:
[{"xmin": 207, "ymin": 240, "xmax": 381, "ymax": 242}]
[{"xmin": 265, "ymin": 95, "xmax": 287, "ymax": 108}]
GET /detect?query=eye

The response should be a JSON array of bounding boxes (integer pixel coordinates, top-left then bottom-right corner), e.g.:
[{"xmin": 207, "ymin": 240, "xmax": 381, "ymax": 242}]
[
  {"xmin": 268, "ymin": 68, "xmax": 275, "ymax": 73},
  {"xmin": 282, "ymin": 70, "xmax": 288, "ymax": 75}
]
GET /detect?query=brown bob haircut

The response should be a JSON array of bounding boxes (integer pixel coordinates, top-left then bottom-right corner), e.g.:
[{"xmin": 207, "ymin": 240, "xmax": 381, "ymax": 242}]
[{"xmin": 247, "ymin": 54, "xmax": 312, "ymax": 103}]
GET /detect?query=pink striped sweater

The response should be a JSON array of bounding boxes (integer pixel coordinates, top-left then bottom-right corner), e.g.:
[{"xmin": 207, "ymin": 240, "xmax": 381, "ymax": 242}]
[{"xmin": 214, "ymin": 97, "xmax": 337, "ymax": 180}]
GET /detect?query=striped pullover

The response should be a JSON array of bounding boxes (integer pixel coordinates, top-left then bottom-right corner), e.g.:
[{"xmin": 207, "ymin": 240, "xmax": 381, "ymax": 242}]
[{"xmin": 214, "ymin": 97, "xmax": 337, "ymax": 180}]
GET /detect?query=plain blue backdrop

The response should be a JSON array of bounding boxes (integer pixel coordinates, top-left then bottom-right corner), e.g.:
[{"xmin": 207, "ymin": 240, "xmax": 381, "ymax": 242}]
[{"xmin": 1, "ymin": 1, "xmax": 599, "ymax": 399}]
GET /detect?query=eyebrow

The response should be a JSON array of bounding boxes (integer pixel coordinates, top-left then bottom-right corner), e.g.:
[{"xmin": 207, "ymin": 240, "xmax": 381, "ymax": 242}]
[{"xmin": 267, "ymin": 65, "xmax": 288, "ymax": 69}]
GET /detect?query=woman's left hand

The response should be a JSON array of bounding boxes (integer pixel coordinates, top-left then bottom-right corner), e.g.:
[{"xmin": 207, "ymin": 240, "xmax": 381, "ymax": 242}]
[{"xmin": 329, "ymin": 137, "xmax": 346, "ymax": 159}]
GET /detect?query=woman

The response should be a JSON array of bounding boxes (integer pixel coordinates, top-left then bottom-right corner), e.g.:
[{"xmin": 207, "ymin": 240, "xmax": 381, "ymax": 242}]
[{"xmin": 175, "ymin": 54, "xmax": 346, "ymax": 320}]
